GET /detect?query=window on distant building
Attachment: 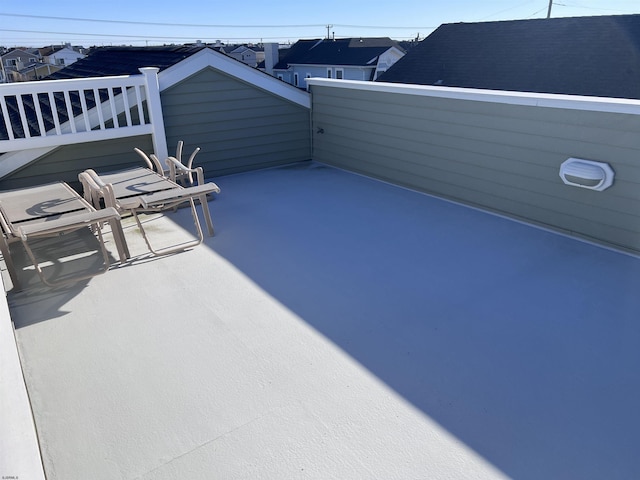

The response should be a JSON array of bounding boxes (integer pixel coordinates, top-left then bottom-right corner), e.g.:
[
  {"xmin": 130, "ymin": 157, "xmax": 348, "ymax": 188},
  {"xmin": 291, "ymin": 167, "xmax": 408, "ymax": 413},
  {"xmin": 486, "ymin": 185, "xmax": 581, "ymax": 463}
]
[
  {"xmin": 335, "ymin": 68, "xmax": 344, "ymax": 79},
  {"xmin": 57, "ymin": 58, "xmax": 65, "ymax": 65},
  {"xmin": 327, "ymin": 68, "xmax": 332, "ymax": 79},
  {"xmin": 294, "ymin": 73, "xmax": 299, "ymax": 87}
]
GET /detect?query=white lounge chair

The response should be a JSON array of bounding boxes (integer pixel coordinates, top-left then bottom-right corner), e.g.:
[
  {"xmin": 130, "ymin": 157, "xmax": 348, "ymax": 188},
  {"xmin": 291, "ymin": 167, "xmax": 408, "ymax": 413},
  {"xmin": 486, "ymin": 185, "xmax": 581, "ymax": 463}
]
[
  {"xmin": 0, "ymin": 182, "xmax": 126, "ymax": 290},
  {"xmin": 79, "ymin": 166, "xmax": 219, "ymax": 256}
]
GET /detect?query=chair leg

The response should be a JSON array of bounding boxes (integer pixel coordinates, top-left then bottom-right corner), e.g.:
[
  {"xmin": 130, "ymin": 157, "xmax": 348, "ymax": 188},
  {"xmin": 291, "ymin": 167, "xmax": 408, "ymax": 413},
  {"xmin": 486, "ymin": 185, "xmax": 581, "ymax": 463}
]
[
  {"xmin": 0, "ymin": 235, "xmax": 22, "ymax": 291},
  {"xmin": 130, "ymin": 198, "xmax": 205, "ymax": 256},
  {"xmin": 109, "ymin": 219, "xmax": 130, "ymax": 262},
  {"xmin": 20, "ymin": 227, "xmax": 112, "ymax": 288},
  {"xmin": 198, "ymin": 194, "xmax": 215, "ymax": 236}
]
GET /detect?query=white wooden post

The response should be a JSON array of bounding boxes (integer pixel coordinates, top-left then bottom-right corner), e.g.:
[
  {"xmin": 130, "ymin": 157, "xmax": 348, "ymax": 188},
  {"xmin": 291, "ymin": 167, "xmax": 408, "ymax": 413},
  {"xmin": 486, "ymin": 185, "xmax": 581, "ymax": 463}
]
[{"xmin": 139, "ymin": 67, "xmax": 169, "ymax": 165}]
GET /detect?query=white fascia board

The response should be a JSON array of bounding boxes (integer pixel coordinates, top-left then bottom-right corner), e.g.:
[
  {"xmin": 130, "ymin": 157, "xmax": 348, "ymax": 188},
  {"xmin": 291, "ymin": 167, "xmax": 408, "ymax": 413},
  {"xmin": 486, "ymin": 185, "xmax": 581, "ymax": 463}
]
[
  {"xmin": 288, "ymin": 63, "xmax": 374, "ymax": 69},
  {"xmin": 158, "ymin": 49, "xmax": 310, "ymax": 109},
  {"xmin": 306, "ymin": 78, "xmax": 640, "ymax": 115}
]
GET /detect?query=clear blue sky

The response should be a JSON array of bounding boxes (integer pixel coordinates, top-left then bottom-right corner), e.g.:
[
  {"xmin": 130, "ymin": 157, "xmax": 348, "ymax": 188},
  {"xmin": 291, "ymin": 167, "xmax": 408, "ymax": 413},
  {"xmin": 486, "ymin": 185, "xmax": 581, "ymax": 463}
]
[{"xmin": 1, "ymin": 0, "xmax": 639, "ymax": 47}]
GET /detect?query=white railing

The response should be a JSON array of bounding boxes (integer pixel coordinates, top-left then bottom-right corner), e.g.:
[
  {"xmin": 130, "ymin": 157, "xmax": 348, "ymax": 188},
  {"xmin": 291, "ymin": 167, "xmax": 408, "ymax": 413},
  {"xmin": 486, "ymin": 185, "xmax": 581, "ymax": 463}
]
[{"xmin": 0, "ymin": 67, "xmax": 168, "ymax": 161}]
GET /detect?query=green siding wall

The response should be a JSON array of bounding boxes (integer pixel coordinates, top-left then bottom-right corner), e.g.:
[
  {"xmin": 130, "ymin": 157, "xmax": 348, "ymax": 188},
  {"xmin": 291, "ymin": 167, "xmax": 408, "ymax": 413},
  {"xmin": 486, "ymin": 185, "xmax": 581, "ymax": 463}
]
[
  {"xmin": 310, "ymin": 84, "xmax": 640, "ymax": 253},
  {"xmin": 161, "ymin": 68, "xmax": 311, "ymax": 176},
  {"xmin": 0, "ymin": 135, "xmax": 153, "ymax": 192}
]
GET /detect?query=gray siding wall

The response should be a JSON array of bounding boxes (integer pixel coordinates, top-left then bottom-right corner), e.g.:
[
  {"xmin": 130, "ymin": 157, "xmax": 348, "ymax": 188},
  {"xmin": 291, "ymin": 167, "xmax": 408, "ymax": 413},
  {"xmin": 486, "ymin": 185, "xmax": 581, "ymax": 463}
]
[
  {"xmin": 161, "ymin": 68, "xmax": 311, "ymax": 176},
  {"xmin": 310, "ymin": 82, "xmax": 640, "ymax": 253},
  {"xmin": 0, "ymin": 135, "xmax": 153, "ymax": 191}
]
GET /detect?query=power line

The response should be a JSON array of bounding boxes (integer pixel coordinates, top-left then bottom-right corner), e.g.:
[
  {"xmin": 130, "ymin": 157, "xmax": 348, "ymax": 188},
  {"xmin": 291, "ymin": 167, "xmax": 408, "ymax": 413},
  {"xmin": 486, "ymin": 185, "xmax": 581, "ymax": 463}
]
[
  {"xmin": 0, "ymin": 28, "xmax": 290, "ymax": 41},
  {"xmin": 556, "ymin": 1, "xmax": 639, "ymax": 13},
  {"xmin": 0, "ymin": 28, "xmax": 423, "ymax": 46},
  {"xmin": 326, "ymin": 24, "xmax": 436, "ymax": 30},
  {"xmin": 526, "ymin": 7, "xmax": 550, "ymax": 18},
  {"xmin": 475, "ymin": 0, "xmax": 538, "ymax": 21},
  {"xmin": 0, "ymin": 12, "xmax": 323, "ymax": 28},
  {"xmin": 0, "ymin": 13, "xmax": 433, "ymax": 30}
]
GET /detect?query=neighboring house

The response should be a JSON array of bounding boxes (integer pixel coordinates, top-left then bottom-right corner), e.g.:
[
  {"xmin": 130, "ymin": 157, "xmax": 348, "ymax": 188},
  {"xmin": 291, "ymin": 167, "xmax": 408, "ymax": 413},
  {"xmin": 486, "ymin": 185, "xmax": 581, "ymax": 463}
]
[
  {"xmin": 378, "ymin": 14, "xmax": 640, "ymax": 100},
  {"xmin": 18, "ymin": 62, "xmax": 63, "ymax": 81},
  {"xmin": 1, "ymin": 49, "xmax": 40, "ymax": 82},
  {"xmin": 273, "ymin": 37, "xmax": 405, "ymax": 89},
  {"xmin": 39, "ymin": 44, "xmax": 86, "ymax": 67},
  {"xmin": 227, "ymin": 45, "xmax": 265, "ymax": 68}
]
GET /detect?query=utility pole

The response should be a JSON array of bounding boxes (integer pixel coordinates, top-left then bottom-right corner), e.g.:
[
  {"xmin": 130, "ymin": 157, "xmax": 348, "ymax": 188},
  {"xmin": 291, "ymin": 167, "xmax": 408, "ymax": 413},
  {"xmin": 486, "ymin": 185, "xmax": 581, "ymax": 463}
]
[
  {"xmin": 326, "ymin": 24, "xmax": 333, "ymax": 39},
  {"xmin": 547, "ymin": 0, "xmax": 553, "ymax": 18}
]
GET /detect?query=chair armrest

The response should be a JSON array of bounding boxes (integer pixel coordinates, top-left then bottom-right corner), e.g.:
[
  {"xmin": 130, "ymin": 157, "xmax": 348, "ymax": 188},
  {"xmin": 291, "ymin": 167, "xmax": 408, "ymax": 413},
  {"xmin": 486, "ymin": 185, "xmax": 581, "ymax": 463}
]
[
  {"xmin": 166, "ymin": 156, "xmax": 197, "ymax": 173},
  {"xmin": 166, "ymin": 156, "xmax": 205, "ymax": 185},
  {"xmin": 17, "ymin": 208, "xmax": 120, "ymax": 240},
  {"xmin": 139, "ymin": 183, "xmax": 220, "ymax": 208}
]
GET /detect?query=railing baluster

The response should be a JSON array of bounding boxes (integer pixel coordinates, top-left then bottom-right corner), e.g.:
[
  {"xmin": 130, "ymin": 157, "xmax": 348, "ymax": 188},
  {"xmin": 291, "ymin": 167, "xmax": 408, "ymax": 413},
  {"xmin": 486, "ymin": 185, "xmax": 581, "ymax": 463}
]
[
  {"xmin": 79, "ymin": 89, "xmax": 91, "ymax": 132},
  {"xmin": 134, "ymin": 85, "xmax": 145, "ymax": 125},
  {"xmin": 16, "ymin": 94, "xmax": 31, "ymax": 139},
  {"xmin": 93, "ymin": 88, "xmax": 106, "ymax": 130},
  {"xmin": 122, "ymin": 86, "xmax": 133, "ymax": 127},
  {"xmin": 32, "ymin": 93, "xmax": 46, "ymax": 138},
  {"xmin": 48, "ymin": 91, "xmax": 62, "ymax": 135},
  {"xmin": 63, "ymin": 90, "xmax": 76, "ymax": 133},
  {"xmin": 0, "ymin": 95, "xmax": 15, "ymax": 140},
  {"xmin": 108, "ymin": 87, "xmax": 119, "ymax": 128}
]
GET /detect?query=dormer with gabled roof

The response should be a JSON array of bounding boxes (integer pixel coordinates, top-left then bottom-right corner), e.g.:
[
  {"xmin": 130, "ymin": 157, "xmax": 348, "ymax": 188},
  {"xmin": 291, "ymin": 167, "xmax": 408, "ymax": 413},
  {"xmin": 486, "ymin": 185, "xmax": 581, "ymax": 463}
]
[{"xmin": 39, "ymin": 44, "xmax": 86, "ymax": 68}]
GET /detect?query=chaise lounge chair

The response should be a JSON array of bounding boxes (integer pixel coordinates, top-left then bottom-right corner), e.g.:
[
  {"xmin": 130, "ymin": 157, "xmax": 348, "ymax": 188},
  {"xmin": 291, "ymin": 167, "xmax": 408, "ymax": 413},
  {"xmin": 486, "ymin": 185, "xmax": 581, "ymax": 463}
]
[
  {"xmin": 79, "ymin": 165, "xmax": 220, "ymax": 256},
  {"xmin": 0, "ymin": 182, "xmax": 127, "ymax": 290}
]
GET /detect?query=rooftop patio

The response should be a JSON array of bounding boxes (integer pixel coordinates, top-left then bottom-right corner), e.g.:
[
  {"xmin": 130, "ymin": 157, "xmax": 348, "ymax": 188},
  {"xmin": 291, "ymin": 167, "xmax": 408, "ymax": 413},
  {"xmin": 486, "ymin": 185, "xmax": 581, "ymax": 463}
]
[{"xmin": 3, "ymin": 161, "xmax": 640, "ymax": 479}]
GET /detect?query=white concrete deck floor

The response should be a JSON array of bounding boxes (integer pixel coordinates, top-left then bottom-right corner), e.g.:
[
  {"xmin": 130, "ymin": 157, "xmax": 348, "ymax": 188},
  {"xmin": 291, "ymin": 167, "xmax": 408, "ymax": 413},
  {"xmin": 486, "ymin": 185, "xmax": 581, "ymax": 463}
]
[{"xmin": 2, "ymin": 161, "xmax": 640, "ymax": 479}]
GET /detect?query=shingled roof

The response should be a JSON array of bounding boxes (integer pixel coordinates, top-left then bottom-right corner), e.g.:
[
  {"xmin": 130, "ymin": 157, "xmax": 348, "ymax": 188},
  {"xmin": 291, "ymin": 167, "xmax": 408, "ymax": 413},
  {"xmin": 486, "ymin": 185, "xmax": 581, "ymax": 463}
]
[
  {"xmin": 46, "ymin": 45, "xmax": 205, "ymax": 79},
  {"xmin": 377, "ymin": 14, "xmax": 640, "ymax": 100},
  {"xmin": 274, "ymin": 38, "xmax": 404, "ymax": 68}
]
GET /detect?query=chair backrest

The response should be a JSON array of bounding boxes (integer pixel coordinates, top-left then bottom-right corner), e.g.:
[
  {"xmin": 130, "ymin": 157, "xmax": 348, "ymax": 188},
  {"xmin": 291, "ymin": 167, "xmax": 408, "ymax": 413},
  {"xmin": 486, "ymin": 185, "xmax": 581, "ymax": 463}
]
[
  {"xmin": 175, "ymin": 140, "xmax": 184, "ymax": 163},
  {"xmin": 134, "ymin": 142, "xmax": 200, "ymax": 184},
  {"xmin": 134, "ymin": 148, "xmax": 165, "ymax": 174},
  {"xmin": 78, "ymin": 170, "xmax": 105, "ymax": 210},
  {"xmin": 175, "ymin": 140, "xmax": 200, "ymax": 169},
  {"xmin": 186, "ymin": 147, "xmax": 201, "ymax": 169}
]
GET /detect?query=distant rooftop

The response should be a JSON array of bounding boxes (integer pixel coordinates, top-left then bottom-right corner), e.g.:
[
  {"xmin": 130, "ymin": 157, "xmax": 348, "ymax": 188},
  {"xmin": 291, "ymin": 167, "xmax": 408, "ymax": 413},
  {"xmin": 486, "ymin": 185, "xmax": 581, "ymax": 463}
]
[
  {"xmin": 378, "ymin": 14, "xmax": 640, "ymax": 99},
  {"xmin": 274, "ymin": 37, "xmax": 404, "ymax": 68},
  {"xmin": 45, "ymin": 45, "xmax": 205, "ymax": 79}
]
